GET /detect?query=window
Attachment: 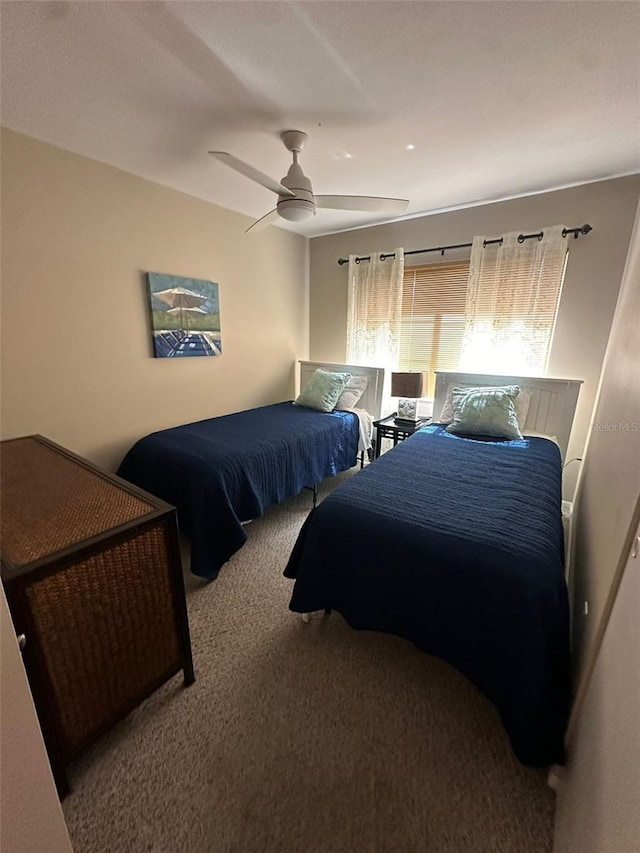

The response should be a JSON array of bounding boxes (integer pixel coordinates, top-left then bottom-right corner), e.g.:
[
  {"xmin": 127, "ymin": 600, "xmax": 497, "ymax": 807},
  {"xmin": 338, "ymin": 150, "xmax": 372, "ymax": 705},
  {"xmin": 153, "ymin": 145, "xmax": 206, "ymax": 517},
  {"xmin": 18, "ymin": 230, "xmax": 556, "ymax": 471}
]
[
  {"xmin": 352, "ymin": 230, "xmax": 568, "ymax": 399},
  {"xmin": 398, "ymin": 233, "xmax": 568, "ymax": 395},
  {"xmin": 398, "ymin": 260, "xmax": 470, "ymax": 398},
  {"xmin": 459, "ymin": 230, "xmax": 568, "ymax": 375}
]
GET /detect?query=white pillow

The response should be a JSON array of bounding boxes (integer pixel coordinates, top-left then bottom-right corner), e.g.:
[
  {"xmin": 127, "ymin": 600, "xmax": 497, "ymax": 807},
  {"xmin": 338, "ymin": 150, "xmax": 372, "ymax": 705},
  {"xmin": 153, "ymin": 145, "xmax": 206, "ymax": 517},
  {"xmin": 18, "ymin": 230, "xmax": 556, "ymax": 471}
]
[
  {"xmin": 334, "ymin": 375, "xmax": 369, "ymax": 410},
  {"xmin": 437, "ymin": 382, "xmax": 531, "ymax": 430},
  {"xmin": 446, "ymin": 385, "xmax": 522, "ymax": 440},
  {"xmin": 294, "ymin": 368, "xmax": 350, "ymax": 413}
]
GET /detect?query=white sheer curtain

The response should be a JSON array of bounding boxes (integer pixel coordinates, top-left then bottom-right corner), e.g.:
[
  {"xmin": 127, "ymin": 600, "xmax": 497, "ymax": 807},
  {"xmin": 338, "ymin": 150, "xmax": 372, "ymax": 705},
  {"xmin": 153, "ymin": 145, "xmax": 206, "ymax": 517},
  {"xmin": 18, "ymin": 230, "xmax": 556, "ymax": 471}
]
[
  {"xmin": 346, "ymin": 249, "xmax": 404, "ymax": 412},
  {"xmin": 460, "ymin": 225, "xmax": 568, "ymax": 375},
  {"xmin": 346, "ymin": 249, "xmax": 404, "ymax": 370}
]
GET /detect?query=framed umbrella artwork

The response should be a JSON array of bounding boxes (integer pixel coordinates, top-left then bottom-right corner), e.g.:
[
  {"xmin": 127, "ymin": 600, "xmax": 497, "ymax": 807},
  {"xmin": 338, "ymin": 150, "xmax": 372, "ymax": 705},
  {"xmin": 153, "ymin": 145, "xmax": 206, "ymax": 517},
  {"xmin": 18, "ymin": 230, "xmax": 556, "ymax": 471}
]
[{"xmin": 146, "ymin": 272, "xmax": 222, "ymax": 358}]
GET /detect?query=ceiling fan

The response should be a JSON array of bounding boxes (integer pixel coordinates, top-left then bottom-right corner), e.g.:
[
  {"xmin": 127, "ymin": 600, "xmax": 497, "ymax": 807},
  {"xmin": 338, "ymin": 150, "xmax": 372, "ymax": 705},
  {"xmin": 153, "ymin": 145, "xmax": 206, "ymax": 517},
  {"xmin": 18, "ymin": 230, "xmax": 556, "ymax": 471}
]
[{"xmin": 209, "ymin": 130, "xmax": 410, "ymax": 233}]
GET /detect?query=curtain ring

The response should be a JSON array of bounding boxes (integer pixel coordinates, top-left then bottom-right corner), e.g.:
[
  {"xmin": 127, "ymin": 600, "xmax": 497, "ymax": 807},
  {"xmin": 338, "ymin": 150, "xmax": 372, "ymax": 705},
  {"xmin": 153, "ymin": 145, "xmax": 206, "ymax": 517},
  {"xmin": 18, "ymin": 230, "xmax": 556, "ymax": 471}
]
[
  {"xmin": 537, "ymin": 231, "xmax": 544, "ymax": 241},
  {"xmin": 380, "ymin": 253, "xmax": 387, "ymax": 261},
  {"xmin": 355, "ymin": 257, "xmax": 361, "ymax": 264},
  {"xmin": 561, "ymin": 228, "xmax": 568, "ymax": 238},
  {"xmin": 517, "ymin": 234, "xmax": 525, "ymax": 244}
]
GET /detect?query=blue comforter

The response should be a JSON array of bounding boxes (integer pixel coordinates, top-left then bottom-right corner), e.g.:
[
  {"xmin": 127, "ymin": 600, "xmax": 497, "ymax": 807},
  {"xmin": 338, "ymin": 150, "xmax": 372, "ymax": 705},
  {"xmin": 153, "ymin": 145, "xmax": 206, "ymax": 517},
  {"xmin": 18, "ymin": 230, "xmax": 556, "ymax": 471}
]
[
  {"xmin": 284, "ymin": 425, "xmax": 570, "ymax": 766},
  {"xmin": 117, "ymin": 402, "xmax": 359, "ymax": 580}
]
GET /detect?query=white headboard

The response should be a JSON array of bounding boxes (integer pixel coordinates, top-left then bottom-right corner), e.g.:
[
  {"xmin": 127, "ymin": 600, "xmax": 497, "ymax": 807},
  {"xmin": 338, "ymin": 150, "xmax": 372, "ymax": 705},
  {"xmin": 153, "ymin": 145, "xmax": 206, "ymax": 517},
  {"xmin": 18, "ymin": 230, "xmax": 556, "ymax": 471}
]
[
  {"xmin": 433, "ymin": 370, "xmax": 583, "ymax": 460},
  {"xmin": 298, "ymin": 361, "xmax": 385, "ymax": 420}
]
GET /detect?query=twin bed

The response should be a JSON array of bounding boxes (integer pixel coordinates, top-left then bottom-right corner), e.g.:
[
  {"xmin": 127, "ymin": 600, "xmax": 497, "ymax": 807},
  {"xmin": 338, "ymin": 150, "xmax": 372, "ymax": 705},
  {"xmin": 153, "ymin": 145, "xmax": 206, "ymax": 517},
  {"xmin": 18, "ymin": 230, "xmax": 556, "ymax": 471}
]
[
  {"xmin": 285, "ymin": 370, "xmax": 582, "ymax": 766},
  {"xmin": 117, "ymin": 363, "xmax": 581, "ymax": 767},
  {"xmin": 117, "ymin": 361, "xmax": 384, "ymax": 580}
]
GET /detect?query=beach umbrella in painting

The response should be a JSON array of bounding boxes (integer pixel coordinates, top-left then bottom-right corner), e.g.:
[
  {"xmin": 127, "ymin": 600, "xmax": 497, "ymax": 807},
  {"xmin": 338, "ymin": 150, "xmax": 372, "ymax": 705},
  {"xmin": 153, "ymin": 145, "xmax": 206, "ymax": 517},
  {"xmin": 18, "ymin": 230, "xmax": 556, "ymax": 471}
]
[
  {"xmin": 167, "ymin": 305, "xmax": 207, "ymax": 333},
  {"xmin": 154, "ymin": 287, "xmax": 208, "ymax": 309},
  {"xmin": 155, "ymin": 287, "xmax": 208, "ymax": 332}
]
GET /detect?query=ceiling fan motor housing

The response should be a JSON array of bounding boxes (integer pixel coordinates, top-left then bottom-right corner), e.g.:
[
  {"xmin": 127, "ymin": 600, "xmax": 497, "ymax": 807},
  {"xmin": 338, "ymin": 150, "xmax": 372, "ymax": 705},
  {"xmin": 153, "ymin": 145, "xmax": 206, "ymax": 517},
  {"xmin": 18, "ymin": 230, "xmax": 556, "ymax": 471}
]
[{"xmin": 278, "ymin": 161, "xmax": 316, "ymax": 221}]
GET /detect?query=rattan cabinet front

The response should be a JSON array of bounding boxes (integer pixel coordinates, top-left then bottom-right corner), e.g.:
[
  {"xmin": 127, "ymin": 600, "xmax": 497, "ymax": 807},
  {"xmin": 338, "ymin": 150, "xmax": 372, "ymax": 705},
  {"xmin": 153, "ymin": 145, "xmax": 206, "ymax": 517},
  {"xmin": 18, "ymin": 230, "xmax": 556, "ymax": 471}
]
[{"xmin": 0, "ymin": 435, "xmax": 194, "ymax": 797}]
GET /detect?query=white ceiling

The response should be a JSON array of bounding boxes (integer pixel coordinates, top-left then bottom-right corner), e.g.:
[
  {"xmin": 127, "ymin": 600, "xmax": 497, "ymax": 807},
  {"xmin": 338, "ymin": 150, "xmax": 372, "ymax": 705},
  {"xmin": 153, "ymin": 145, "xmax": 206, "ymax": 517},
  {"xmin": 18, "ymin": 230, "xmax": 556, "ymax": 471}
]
[{"xmin": 2, "ymin": 1, "xmax": 639, "ymax": 237}]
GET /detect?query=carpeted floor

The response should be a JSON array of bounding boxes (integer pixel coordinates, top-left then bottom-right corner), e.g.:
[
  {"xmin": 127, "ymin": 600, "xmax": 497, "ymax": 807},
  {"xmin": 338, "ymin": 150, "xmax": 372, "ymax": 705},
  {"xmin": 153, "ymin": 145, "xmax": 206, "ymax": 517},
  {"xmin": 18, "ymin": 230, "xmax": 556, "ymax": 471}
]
[{"xmin": 62, "ymin": 467, "xmax": 555, "ymax": 853}]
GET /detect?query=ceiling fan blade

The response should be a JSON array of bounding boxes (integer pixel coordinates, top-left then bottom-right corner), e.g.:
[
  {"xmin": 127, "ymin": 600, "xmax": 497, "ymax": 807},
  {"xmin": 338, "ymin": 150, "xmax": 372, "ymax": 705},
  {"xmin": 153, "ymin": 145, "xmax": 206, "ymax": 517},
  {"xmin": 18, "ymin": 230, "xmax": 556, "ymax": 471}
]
[
  {"xmin": 209, "ymin": 151, "xmax": 295, "ymax": 197},
  {"xmin": 315, "ymin": 195, "xmax": 409, "ymax": 214},
  {"xmin": 245, "ymin": 208, "xmax": 280, "ymax": 234}
]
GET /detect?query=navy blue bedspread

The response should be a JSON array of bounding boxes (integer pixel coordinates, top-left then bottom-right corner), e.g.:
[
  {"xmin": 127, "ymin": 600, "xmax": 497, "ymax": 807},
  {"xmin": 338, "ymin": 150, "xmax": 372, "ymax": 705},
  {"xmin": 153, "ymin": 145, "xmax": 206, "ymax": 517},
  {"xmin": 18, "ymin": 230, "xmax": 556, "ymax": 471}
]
[
  {"xmin": 117, "ymin": 402, "xmax": 359, "ymax": 580},
  {"xmin": 284, "ymin": 425, "xmax": 570, "ymax": 766}
]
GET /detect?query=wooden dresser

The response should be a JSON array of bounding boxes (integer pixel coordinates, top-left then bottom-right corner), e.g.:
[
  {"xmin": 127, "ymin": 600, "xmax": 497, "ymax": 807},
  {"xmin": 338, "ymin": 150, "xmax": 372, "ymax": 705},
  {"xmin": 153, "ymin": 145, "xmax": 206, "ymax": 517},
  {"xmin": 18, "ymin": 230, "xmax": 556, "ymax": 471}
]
[{"xmin": 0, "ymin": 435, "xmax": 194, "ymax": 797}]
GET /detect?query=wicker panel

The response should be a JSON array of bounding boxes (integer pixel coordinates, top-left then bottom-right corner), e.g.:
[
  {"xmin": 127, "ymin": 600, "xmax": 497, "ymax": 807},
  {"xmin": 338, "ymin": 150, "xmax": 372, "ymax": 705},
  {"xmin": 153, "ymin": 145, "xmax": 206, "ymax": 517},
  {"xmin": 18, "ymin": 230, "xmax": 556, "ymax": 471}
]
[
  {"xmin": 1, "ymin": 438, "xmax": 153, "ymax": 567},
  {"xmin": 25, "ymin": 525, "xmax": 180, "ymax": 753}
]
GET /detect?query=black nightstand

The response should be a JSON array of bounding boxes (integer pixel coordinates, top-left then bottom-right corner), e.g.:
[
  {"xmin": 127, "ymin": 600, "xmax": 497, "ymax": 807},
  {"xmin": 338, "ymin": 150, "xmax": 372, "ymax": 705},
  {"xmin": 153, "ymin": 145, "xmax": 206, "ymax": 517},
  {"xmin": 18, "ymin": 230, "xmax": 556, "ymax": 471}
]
[{"xmin": 373, "ymin": 414, "xmax": 431, "ymax": 459}]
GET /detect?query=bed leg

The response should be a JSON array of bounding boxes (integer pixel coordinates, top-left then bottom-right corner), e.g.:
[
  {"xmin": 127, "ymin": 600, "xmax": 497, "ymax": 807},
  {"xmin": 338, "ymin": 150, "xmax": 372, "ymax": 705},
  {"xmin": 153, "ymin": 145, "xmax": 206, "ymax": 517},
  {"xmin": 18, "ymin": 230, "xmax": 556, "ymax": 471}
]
[
  {"xmin": 312, "ymin": 484, "xmax": 318, "ymax": 509},
  {"xmin": 359, "ymin": 451, "xmax": 364, "ymax": 469}
]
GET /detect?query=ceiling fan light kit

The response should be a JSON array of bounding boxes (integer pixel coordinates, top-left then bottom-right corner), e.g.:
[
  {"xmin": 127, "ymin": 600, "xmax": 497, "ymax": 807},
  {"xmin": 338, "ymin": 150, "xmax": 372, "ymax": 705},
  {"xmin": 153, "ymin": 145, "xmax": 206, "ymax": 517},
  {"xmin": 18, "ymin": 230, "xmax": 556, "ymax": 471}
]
[
  {"xmin": 209, "ymin": 130, "xmax": 409, "ymax": 233},
  {"xmin": 278, "ymin": 198, "xmax": 316, "ymax": 222}
]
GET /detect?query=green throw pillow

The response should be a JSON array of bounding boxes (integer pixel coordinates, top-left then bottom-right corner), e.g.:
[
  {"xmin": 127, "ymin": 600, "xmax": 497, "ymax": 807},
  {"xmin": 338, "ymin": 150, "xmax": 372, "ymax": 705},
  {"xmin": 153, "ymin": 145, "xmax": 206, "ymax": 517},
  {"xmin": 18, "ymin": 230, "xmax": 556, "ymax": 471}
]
[
  {"xmin": 446, "ymin": 385, "xmax": 522, "ymax": 439},
  {"xmin": 294, "ymin": 368, "xmax": 351, "ymax": 413}
]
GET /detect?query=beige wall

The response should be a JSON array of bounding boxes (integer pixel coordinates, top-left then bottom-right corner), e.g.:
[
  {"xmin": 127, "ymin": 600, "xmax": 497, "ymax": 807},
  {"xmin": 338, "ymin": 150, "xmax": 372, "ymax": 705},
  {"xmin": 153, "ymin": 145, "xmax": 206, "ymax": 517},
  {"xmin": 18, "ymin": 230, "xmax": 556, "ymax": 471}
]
[
  {"xmin": 568, "ymin": 197, "xmax": 640, "ymax": 688},
  {"xmin": 552, "ymin": 202, "xmax": 640, "ymax": 848},
  {"xmin": 1, "ymin": 586, "xmax": 73, "ymax": 853},
  {"xmin": 553, "ymin": 516, "xmax": 640, "ymax": 853},
  {"xmin": 0, "ymin": 129, "xmax": 309, "ymax": 471},
  {"xmin": 309, "ymin": 176, "xmax": 640, "ymax": 498}
]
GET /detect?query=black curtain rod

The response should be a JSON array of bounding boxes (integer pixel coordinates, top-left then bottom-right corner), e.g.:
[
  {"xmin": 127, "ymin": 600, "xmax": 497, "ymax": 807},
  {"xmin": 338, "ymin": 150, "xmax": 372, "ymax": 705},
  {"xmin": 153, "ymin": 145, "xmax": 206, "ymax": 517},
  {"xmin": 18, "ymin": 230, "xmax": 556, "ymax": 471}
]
[{"xmin": 336, "ymin": 224, "xmax": 593, "ymax": 265}]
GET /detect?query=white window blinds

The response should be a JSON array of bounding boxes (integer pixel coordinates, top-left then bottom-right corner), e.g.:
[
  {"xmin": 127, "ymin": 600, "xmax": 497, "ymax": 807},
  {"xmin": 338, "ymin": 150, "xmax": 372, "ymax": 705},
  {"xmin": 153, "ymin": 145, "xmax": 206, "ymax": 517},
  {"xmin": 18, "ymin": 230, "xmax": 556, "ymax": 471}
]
[{"xmin": 398, "ymin": 260, "xmax": 470, "ymax": 397}]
